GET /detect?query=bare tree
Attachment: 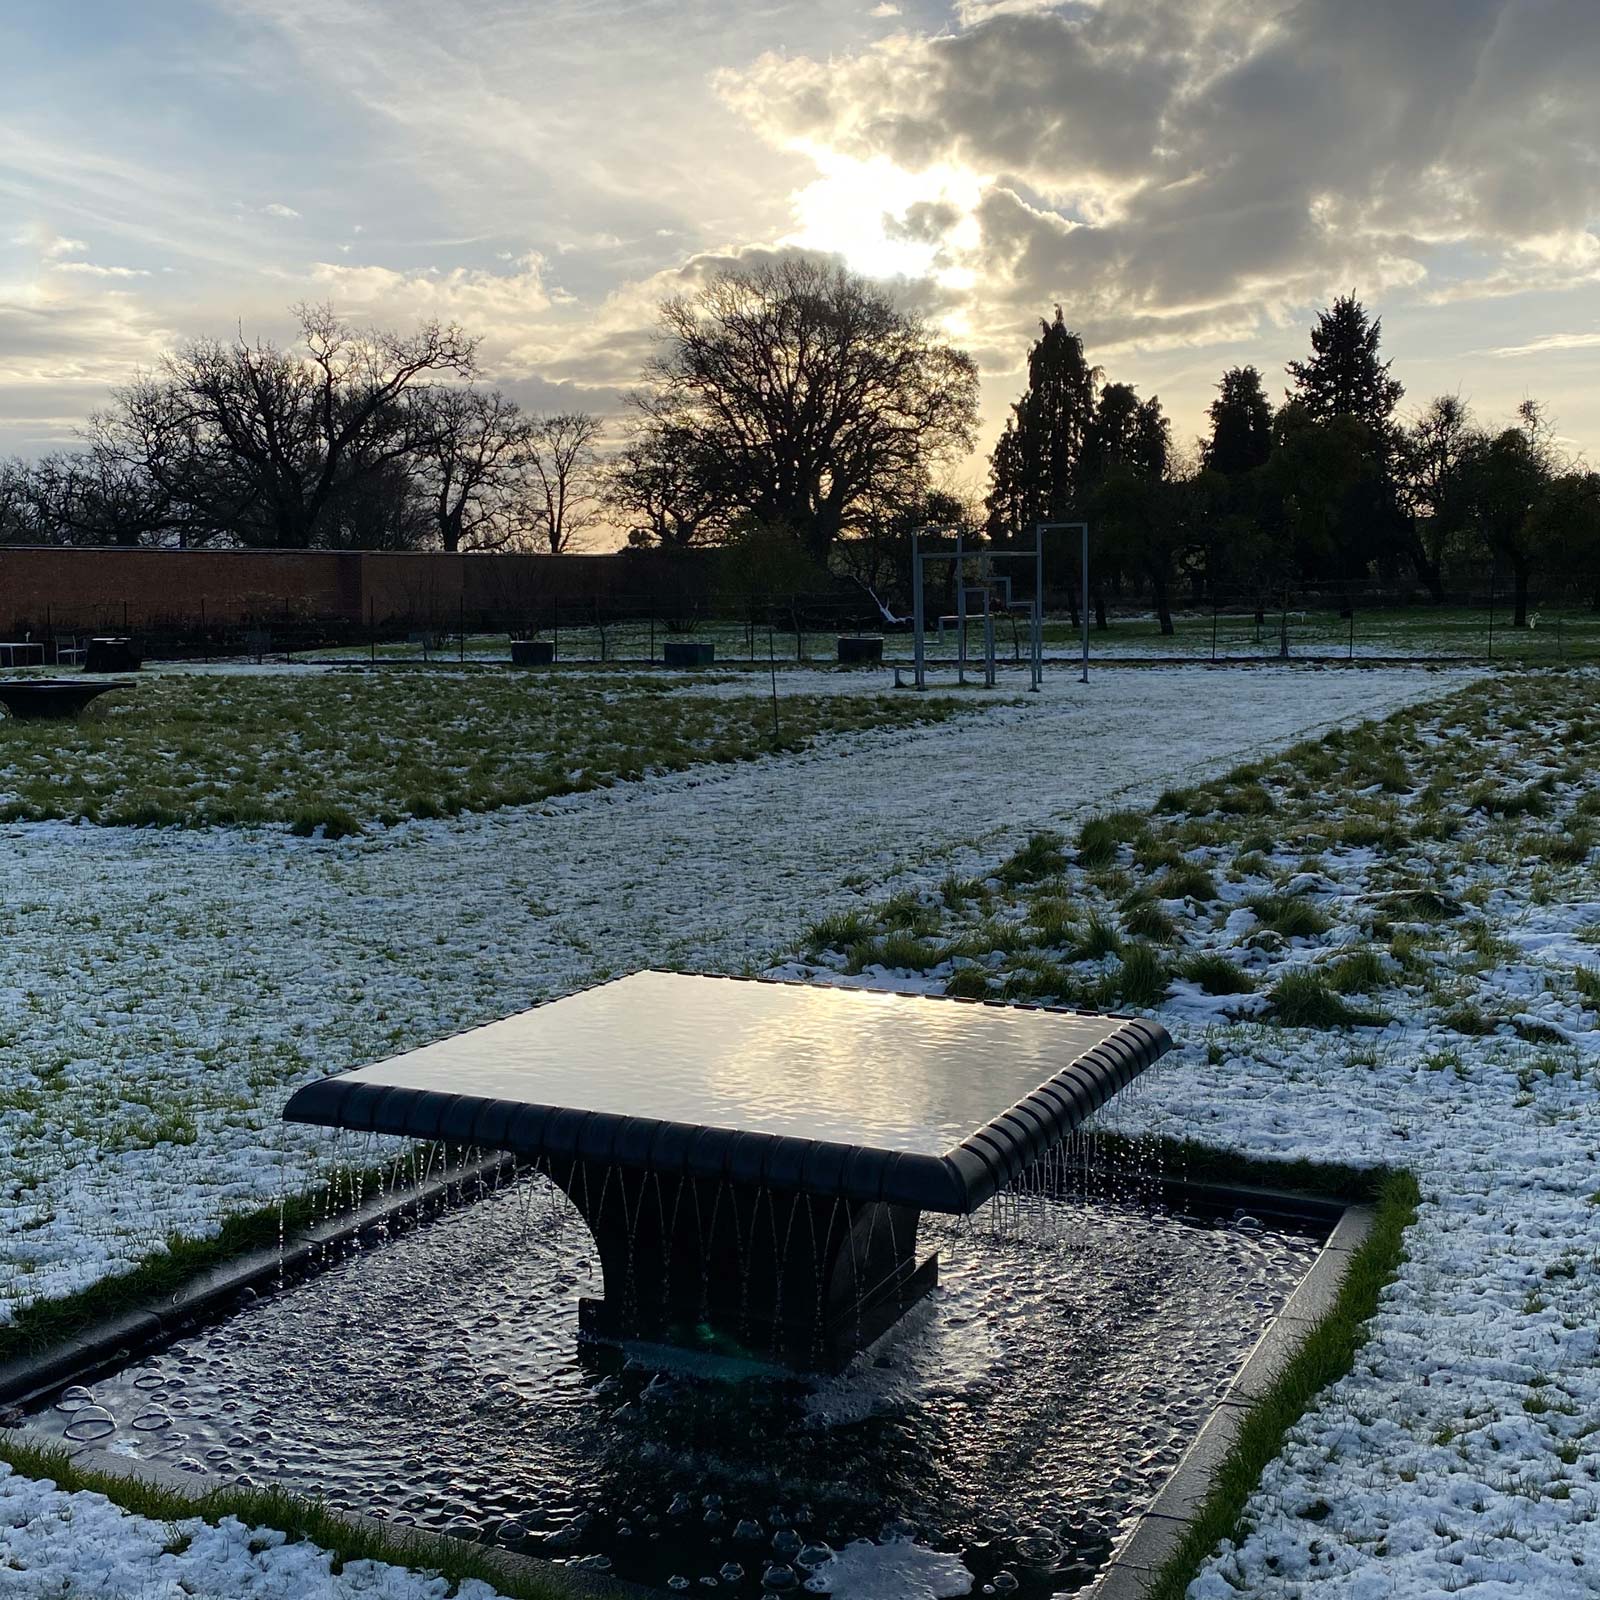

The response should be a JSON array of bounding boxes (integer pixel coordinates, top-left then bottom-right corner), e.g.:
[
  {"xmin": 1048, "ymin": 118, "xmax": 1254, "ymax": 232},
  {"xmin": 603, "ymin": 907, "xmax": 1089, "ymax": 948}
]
[
  {"xmin": 606, "ymin": 422, "xmax": 727, "ymax": 548},
  {"xmin": 636, "ymin": 258, "xmax": 978, "ymax": 562},
  {"xmin": 414, "ymin": 387, "xmax": 531, "ymax": 552},
  {"xmin": 522, "ymin": 411, "xmax": 603, "ymax": 554},
  {"xmin": 94, "ymin": 303, "xmax": 477, "ymax": 548}
]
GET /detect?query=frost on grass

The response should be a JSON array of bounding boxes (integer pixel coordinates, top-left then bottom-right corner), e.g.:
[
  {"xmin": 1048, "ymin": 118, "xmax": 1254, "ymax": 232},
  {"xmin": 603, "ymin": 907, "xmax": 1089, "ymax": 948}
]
[
  {"xmin": 0, "ymin": 661, "xmax": 1481, "ymax": 1598},
  {"xmin": 0, "ymin": 668, "xmax": 966, "ymax": 829},
  {"xmin": 782, "ymin": 670, "xmax": 1600, "ymax": 1597}
]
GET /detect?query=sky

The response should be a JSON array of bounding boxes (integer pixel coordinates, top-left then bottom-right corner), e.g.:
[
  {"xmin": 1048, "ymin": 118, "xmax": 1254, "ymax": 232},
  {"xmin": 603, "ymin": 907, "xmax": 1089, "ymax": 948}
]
[{"xmin": 4, "ymin": 0, "xmax": 1599, "ymax": 534}]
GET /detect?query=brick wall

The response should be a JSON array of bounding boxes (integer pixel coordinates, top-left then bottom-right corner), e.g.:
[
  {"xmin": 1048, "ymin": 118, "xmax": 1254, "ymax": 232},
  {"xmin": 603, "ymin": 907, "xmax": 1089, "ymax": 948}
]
[{"xmin": 0, "ymin": 546, "xmax": 735, "ymax": 634}]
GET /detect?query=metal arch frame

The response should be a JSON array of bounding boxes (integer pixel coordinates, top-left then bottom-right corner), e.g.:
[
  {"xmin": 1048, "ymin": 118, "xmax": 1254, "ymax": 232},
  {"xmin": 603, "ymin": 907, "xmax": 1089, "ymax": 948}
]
[
  {"xmin": 1034, "ymin": 521, "xmax": 1091, "ymax": 686},
  {"xmin": 908, "ymin": 521, "xmax": 1090, "ymax": 692}
]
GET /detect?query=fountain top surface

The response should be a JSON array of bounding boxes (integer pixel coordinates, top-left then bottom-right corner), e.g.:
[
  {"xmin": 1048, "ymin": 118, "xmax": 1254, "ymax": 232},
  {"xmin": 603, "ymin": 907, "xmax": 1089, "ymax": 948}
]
[{"xmin": 285, "ymin": 972, "xmax": 1170, "ymax": 1213}]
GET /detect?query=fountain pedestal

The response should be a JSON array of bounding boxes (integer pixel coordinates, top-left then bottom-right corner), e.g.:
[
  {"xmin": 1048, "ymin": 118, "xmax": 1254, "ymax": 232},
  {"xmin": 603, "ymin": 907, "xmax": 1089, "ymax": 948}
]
[
  {"xmin": 553, "ymin": 1154, "xmax": 934, "ymax": 1365},
  {"xmin": 284, "ymin": 972, "xmax": 1170, "ymax": 1368}
]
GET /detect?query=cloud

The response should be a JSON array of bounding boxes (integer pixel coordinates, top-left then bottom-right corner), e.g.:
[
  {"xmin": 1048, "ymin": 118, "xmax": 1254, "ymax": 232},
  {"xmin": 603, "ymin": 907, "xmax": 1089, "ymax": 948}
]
[
  {"xmin": 721, "ymin": 0, "xmax": 1600, "ymax": 367},
  {"xmin": 262, "ymin": 201, "xmax": 301, "ymax": 219},
  {"xmin": 1485, "ymin": 331, "xmax": 1600, "ymax": 359}
]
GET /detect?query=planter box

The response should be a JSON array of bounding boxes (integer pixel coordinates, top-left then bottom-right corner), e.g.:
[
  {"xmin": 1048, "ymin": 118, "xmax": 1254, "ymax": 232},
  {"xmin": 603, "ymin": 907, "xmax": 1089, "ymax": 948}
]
[
  {"xmin": 837, "ymin": 635, "xmax": 884, "ymax": 665},
  {"xmin": 511, "ymin": 639, "xmax": 555, "ymax": 666},
  {"xmin": 85, "ymin": 637, "xmax": 142, "ymax": 673},
  {"xmin": 662, "ymin": 640, "xmax": 715, "ymax": 668}
]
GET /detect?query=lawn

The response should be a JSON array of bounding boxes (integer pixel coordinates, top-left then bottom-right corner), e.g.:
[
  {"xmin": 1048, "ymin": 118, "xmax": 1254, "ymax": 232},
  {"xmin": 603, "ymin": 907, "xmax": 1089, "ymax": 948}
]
[
  {"xmin": 779, "ymin": 668, "xmax": 1600, "ymax": 1597},
  {"xmin": 0, "ymin": 668, "xmax": 968, "ymax": 831},
  {"xmin": 13, "ymin": 659, "xmax": 1575, "ymax": 1600}
]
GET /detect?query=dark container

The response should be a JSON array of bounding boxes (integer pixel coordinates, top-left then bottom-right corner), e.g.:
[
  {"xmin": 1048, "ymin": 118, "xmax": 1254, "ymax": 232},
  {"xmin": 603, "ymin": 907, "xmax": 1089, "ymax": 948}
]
[
  {"xmin": 511, "ymin": 639, "xmax": 555, "ymax": 665},
  {"xmin": 837, "ymin": 635, "xmax": 884, "ymax": 664},
  {"xmin": 85, "ymin": 637, "xmax": 142, "ymax": 673},
  {"xmin": 663, "ymin": 640, "xmax": 715, "ymax": 668}
]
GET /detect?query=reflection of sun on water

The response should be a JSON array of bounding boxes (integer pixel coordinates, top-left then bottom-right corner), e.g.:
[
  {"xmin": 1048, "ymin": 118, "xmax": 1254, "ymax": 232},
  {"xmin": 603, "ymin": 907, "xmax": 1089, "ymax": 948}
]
[{"xmin": 784, "ymin": 145, "xmax": 985, "ymax": 290}]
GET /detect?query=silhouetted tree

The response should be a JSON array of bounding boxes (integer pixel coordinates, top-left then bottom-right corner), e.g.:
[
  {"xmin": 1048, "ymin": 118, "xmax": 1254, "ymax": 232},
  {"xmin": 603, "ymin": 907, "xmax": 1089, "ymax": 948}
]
[
  {"xmin": 94, "ymin": 304, "xmax": 477, "ymax": 548},
  {"xmin": 415, "ymin": 387, "xmax": 532, "ymax": 552},
  {"xmin": 524, "ymin": 411, "xmax": 604, "ymax": 555},
  {"xmin": 1286, "ymin": 294, "xmax": 1404, "ymax": 440},
  {"xmin": 1204, "ymin": 367, "xmax": 1274, "ymax": 478},
  {"xmin": 984, "ymin": 308, "xmax": 1099, "ymax": 538},
  {"xmin": 607, "ymin": 423, "xmax": 729, "ymax": 549},
  {"xmin": 1397, "ymin": 395, "xmax": 1477, "ymax": 600},
  {"xmin": 636, "ymin": 258, "xmax": 976, "ymax": 562}
]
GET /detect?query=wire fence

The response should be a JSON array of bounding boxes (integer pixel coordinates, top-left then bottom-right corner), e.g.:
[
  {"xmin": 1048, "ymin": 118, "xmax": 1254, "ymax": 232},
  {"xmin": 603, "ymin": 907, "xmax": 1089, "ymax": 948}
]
[{"xmin": 6, "ymin": 583, "xmax": 1600, "ymax": 669}]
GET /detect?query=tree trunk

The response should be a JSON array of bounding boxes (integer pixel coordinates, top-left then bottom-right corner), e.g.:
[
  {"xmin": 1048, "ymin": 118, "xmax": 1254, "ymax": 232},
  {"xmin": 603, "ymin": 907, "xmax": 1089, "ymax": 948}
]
[
  {"xmin": 1513, "ymin": 557, "xmax": 1531, "ymax": 630},
  {"xmin": 1093, "ymin": 588, "xmax": 1107, "ymax": 632},
  {"xmin": 1152, "ymin": 571, "xmax": 1174, "ymax": 636}
]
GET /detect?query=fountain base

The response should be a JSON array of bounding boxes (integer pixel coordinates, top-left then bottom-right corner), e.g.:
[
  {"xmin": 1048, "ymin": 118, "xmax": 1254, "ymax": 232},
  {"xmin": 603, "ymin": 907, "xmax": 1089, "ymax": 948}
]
[{"xmin": 551, "ymin": 1157, "xmax": 939, "ymax": 1368}]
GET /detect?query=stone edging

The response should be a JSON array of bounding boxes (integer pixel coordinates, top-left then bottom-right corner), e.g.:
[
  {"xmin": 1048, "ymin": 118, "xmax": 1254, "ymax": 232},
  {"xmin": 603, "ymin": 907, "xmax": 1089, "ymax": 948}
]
[{"xmin": 1085, "ymin": 1201, "xmax": 1377, "ymax": 1599}]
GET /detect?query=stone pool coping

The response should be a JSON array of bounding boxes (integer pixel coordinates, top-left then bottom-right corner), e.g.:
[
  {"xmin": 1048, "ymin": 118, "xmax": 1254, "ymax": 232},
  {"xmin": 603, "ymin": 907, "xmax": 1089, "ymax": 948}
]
[
  {"xmin": 0, "ymin": 1159, "xmax": 1374, "ymax": 1600},
  {"xmin": 1087, "ymin": 1196, "xmax": 1377, "ymax": 1599}
]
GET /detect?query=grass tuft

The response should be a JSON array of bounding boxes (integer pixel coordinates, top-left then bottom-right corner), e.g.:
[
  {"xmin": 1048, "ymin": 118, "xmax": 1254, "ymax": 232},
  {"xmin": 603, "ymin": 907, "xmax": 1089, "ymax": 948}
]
[
  {"xmin": 1268, "ymin": 970, "xmax": 1384, "ymax": 1029},
  {"xmin": 1248, "ymin": 894, "xmax": 1332, "ymax": 940},
  {"xmin": 1178, "ymin": 953, "xmax": 1257, "ymax": 996}
]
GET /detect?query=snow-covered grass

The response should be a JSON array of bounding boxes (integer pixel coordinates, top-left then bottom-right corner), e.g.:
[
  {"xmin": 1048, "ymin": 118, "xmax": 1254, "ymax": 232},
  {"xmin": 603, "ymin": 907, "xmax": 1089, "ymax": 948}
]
[
  {"xmin": 0, "ymin": 660, "xmax": 1481, "ymax": 1599},
  {"xmin": 0, "ymin": 669, "xmax": 966, "ymax": 830},
  {"xmin": 776, "ymin": 669, "xmax": 1600, "ymax": 1598}
]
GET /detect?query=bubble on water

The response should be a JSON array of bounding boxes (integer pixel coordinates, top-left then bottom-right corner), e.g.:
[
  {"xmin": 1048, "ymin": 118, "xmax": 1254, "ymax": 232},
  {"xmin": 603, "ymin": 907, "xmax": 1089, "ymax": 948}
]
[
  {"xmin": 719, "ymin": 1563, "xmax": 745, "ymax": 1583},
  {"xmin": 55, "ymin": 1386, "xmax": 95, "ymax": 1414},
  {"xmin": 668, "ymin": 1577, "xmax": 691, "ymax": 1591},
  {"xmin": 63, "ymin": 1407, "xmax": 116, "ymax": 1443},
  {"xmin": 734, "ymin": 1518, "xmax": 765, "ymax": 1541},
  {"xmin": 762, "ymin": 1563, "xmax": 797, "ymax": 1589}
]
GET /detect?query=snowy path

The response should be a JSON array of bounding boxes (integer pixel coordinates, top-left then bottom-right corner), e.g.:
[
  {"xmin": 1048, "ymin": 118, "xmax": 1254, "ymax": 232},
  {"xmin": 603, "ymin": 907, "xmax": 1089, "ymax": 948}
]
[{"xmin": 0, "ymin": 665, "xmax": 1472, "ymax": 1319}]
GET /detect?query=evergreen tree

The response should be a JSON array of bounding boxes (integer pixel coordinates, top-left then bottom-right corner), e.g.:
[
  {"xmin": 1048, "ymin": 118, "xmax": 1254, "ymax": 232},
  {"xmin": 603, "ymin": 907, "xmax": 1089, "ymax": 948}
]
[
  {"xmin": 1203, "ymin": 367, "xmax": 1274, "ymax": 477},
  {"xmin": 1286, "ymin": 294, "xmax": 1404, "ymax": 443},
  {"xmin": 984, "ymin": 307, "xmax": 1100, "ymax": 620}
]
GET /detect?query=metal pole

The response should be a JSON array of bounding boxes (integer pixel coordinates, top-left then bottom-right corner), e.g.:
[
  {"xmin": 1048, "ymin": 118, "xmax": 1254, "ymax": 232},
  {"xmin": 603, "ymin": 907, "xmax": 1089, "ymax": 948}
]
[
  {"xmin": 983, "ymin": 584, "xmax": 996, "ymax": 689},
  {"xmin": 1487, "ymin": 565, "xmax": 1495, "ymax": 662},
  {"xmin": 912, "ymin": 533, "xmax": 926, "ymax": 690},
  {"xmin": 1079, "ymin": 522, "xmax": 1089, "ymax": 684},
  {"xmin": 1211, "ymin": 599, "xmax": 1218, "ymax": 663},
  {"xmin": 1033, "ymin": 529, "xmax": 1043, "ymax": 691},
  {"xmin": 956, "ymin": 534, "xmax": 967, "ymax": 686}
]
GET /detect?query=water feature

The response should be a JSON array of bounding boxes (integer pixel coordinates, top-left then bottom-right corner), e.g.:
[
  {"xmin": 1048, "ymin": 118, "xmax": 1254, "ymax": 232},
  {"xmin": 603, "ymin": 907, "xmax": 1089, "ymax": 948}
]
[
  {"xmin": 282, "ymin": 972, "xmax": 1173, "ymax": 1367},
  {"xmin": 23, "ymin": 975, "xmax": 1333, "ymax": 1595},
  {"xmin": 26, "ymin": 1162, "xmax": 1323, "ymax": 1596}
]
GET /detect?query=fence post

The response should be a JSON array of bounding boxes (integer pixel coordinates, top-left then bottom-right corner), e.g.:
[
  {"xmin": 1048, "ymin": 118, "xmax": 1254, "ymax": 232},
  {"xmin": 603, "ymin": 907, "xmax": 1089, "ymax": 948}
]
[
  {"xmin": 1211, "ymin": 601, "xmax": 1218, "ymax": 663},
  {"xmin": 1348, "ymin": 603, "xmax": 1355, "ymax": 662},
  {"xmin": 1487, "ymin": 567, "xmax": 1495, "ymax": 662},
  {"xmin": 459, "ymin": 596, "xmax": 465, "ymax": 664}
]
